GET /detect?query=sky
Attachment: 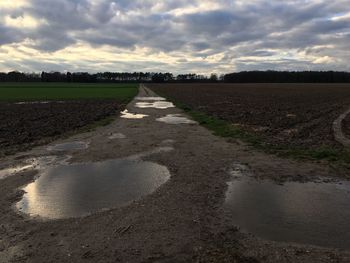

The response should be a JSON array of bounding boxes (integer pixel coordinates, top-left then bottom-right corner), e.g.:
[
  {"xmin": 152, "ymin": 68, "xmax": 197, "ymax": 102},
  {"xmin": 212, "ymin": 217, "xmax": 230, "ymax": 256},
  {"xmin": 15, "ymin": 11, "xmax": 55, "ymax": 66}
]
[{"xmin": 0, "ymin": 0, "xmax": 349, "ymax": 75}]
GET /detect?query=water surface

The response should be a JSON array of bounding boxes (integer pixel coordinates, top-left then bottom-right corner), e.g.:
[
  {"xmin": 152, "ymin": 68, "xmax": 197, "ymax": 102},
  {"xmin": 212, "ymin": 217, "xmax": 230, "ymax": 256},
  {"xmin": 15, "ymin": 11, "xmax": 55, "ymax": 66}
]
[
  {"xmin": 136, "ymin": 97, "xmax": 166, "ymax": 101},
  {"xmin": 135, "ymin": 101, "xmax": 175, "ymax": 109},
  {"xmin": 157, "ymin": 114, "xmax": 196, "ymax": 124},
  {"xmin": 108, "ymin": 133, "xmax": 126, "ymax": 139},
  {"xmin": 120, "ymin": 109, "xmax": 148, "ymax": 119},
  {"xmin": 225, "ymin": 173, "xmax": 350, "ymax": 249},
  {"xmin": 17, "ymin": 158, "xmax": 170, "ymax": 219},
  {"xmin": 47, "ymin": 141, "xmax": 88, "ymax": 152}
]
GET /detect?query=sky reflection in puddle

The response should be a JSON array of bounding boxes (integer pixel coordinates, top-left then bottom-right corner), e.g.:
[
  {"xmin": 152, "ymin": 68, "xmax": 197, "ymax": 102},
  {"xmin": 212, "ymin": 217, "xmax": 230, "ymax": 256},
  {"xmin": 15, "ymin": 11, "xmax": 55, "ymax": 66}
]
[
  {"xmin": 120, "ymin": 109, "xmax": 148, "ymax": 119},
  {"xmin": 47, "ymin": 141, "xmax": 89, "ymax": 152},
  {"xmin": 156, "ymin": 114, "xmax": 196, "ymax": 124},
  {"xmin": 17, "ymin": 158, "xmax": 170, "ymax": 219},
  {"xmin": 136, "ymin": 97, "xmax": 166, "ymax": 101},
  {"xmin": 225, "ymin": 164, "xmax": 350, "ymax": 249},
  {"xmin": 135, "ymin": 101, "xmax": 175, "ymax": 109}
]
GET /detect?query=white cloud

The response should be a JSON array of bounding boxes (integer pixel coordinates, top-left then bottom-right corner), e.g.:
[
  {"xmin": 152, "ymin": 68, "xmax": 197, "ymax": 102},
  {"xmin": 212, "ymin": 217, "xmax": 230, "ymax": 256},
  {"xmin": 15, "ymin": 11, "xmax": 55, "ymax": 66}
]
[{"xmin": 0, "ymin": 0, "xmax": 349, "ymax": 74}]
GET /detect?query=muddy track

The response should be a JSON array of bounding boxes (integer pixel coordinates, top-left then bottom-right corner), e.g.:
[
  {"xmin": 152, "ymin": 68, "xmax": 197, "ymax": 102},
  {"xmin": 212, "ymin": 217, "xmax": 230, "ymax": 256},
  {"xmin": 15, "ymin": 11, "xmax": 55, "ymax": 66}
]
[
  {"xmin": 0, "ymin": 86, "xmax": 350, "ymax": 262},
  {"xmin": 333, "ymin": 107, "xmax": 350, "ymax": 147}
]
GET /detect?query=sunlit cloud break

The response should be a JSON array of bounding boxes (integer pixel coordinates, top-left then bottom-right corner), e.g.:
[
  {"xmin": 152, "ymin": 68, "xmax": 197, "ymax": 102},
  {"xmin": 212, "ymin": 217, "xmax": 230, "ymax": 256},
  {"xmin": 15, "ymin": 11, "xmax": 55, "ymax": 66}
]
[{"xmin": 0, "ymin": 0, "xmax": 349, "ymax": 74}]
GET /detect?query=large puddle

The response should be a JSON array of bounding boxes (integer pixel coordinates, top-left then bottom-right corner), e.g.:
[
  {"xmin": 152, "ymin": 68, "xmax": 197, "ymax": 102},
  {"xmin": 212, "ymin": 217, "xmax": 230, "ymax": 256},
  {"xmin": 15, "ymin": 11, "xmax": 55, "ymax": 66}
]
[
  {"xmin": 225, "ymin": 170, "xmax": 350, "ymax": 249},
  {"xmin": 16, "ymin": 158, "xmax": 170, "ymax": 219},
  {"xmin": 135, "ymin": 101, "xmax": 175, "ymax": 109},
  {"xmin": 157, "ymin": 114, "xmax": 196, "ymax": 125}
]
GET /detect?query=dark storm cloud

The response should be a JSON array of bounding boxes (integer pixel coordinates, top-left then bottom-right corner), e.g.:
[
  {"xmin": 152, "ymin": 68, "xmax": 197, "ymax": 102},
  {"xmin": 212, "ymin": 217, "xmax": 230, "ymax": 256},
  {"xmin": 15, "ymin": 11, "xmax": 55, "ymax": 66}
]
[
  {"xmin": 0, "ymin": 0, "xmax": 349, "ymax": 72},
  {"xmin": 0, "ymin": 26, "xmax": 23, "ymax": 45}
]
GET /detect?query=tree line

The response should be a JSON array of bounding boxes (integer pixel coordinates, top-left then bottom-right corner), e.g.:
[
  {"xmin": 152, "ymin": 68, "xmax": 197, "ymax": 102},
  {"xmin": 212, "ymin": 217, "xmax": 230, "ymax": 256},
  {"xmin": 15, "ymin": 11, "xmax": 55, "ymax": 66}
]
[
  {"xmin": 0, "ymin": 70, "xmax": 350, "ymax": 83},
  {"xmin": 223, "ymin": 71, "xmax": 350, "ymax": 83}
]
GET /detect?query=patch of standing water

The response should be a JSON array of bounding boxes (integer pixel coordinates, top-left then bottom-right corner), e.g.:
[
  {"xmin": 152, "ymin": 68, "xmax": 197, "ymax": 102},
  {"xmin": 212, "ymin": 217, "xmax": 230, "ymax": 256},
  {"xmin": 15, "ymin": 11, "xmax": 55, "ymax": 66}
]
[
  {"xmin": 14, "ymin": 101, "xmax": 67, "ymax": 105},
  {"xmin": 0, "ymin": 161, "xmax": 39, "ymax": 180},
  {"xmin": 120, "ymin": 109, "xmax": 148, "ymax": 119},
  {"xmin": 16, "ymin": 158, "xmax": 171, "ymax": 219},
  {"xmin": 108, "ymin": 133, "xmax": 126, "ymax": 139},
  {"xmin": 136, "ymin": 97, "xmax": 166, "ymax": 101},
  {"xmin": 156, "ymin": 114, "xmax": 196, "ymax": 124},
  {"xmin": 135, "ymin": 101, "xmax": 175, "ymax": 109},
  {"xmin": 47, "ymin": 141, "xmax": 89, "ymax": 152},
  {"xmin": 225, "ymin": 165, "xmax": 350, "ymax": 249}
]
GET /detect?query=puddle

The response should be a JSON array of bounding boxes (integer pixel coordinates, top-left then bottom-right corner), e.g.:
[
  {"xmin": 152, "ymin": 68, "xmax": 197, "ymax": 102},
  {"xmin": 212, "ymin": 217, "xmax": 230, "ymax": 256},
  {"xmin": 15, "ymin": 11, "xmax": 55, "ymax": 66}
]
[
  {"xmin": 120, "ymin": 109, "xmax": 148, "ymax": 119},
  {"xmin": 108, "ymin": 133, "xmax": 126, "ymax": 139},
  {"xmin": 47, "ymin": 141, "xmax": 89, "ymax": 152},
  {"xmin": 14, "ymin": 101, "xmax": 66, "ymax": 105},
  {"xmin": 136, "ymin": 97, "xmax": 166, "ymax": 101},
  {"xmin": 16, "ymin": 158, "xmax": 170, "ymax": 219},
  {"xmin": 156, "ymin": 114, "xmax": 196, "ymax": 124},
  {"xmin": 127, "ymin": 146, "xmax": 174, "ymax": 160},
  {"xmin": 225, "ymin": 169, "xmax": 350, "ymax": 249},
  {"xmin": 135, "ymin": 101, "xmax": 175, "ymax": 109},
  {"xmin": 161, "ymin": 139, "xmax": 175, "ymax": 145}
]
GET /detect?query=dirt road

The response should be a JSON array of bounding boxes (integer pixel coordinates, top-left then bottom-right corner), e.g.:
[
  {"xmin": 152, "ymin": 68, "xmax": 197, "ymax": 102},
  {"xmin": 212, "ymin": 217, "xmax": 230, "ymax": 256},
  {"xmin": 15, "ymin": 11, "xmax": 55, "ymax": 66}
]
[{"xmin": 0, "ymin": 85, "xmax": 349, "ymax": 262}]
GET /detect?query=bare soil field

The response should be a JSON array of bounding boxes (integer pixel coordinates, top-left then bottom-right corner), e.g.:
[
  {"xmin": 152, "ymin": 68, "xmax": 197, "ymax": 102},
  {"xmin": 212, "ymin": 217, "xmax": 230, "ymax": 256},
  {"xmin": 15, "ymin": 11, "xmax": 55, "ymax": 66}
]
[
  {"xmin": 0, "ymin": 100, "xmax": 124, "ymax": 156},
  {"xmin": 149, "ymin": 83, "xmax": 350, "ymax": 151}
]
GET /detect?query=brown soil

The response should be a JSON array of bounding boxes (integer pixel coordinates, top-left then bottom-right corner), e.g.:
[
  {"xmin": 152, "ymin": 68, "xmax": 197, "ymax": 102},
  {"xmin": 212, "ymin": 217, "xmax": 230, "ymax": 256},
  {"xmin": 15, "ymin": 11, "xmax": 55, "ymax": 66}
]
[
  {"xmin": 0, "ymin": 86, "xmax": 350, "ymax": 262},
  {"xmin": 149, "ymin": 83, "xmax": 350, "ymax": 149},
  {"xmin": 0, "ymin": 100, "xmax": 124, "ymax": 157},
  {"xmin": 343, "ymin": 112, "xmax": 350, "ymax": 138}
]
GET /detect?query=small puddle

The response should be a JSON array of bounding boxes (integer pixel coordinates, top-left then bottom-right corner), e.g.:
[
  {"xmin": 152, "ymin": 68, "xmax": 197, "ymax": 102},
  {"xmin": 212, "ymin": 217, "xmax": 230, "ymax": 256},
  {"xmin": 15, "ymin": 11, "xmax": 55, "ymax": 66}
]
[
  {"xmin": 135, "ymin": 101, "xmax": 175, "ymax": 109},
  {"xmin": 225, "ymin": 167, "xmax": 350, "ymax": 249},
  {"xmin": 136, "ymin": 97, "xmax": 166, "ymax": 101},
  {"xmin": 0, "ymin": 161, "xmax": 39, "ymax": 180},
  {"xmin": 108, "ymin": 133, "xmax": 126, "ymax": 139},
  {"xmin": 120, "ymin": 109, "xmax": 148, "ymax": 119},
  {"xmin": 157, "ymin": 114, "xmax": 196, "ymax": 124},
  {"xmin": 47, "ymin": 141, "xmax": 89, "ymax": 152},
  {"xmin": 16, "ymin": 158, "xmax": 171, "ymax": 219},
  {"xmin": 0, "ymin": 156, "xmax": 69, "ymax": 180},
  {"xmin": 14, "ymin": 101, "xmax": 66, "ymax": 105}
]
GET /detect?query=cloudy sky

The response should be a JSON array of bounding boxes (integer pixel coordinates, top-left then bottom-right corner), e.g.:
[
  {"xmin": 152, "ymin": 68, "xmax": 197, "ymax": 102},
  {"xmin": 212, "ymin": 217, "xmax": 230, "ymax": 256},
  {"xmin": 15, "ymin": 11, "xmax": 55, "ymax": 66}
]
[{"xmin": 0, "ymin": 0, "xmax": 349, "ymax": 74}]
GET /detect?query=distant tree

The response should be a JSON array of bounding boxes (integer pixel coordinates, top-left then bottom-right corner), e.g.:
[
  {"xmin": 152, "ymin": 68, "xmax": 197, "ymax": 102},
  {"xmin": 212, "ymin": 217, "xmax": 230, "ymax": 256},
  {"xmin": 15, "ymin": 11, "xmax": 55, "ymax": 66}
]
[{"xmin": 210, "ymin": 73, "xmax": 218, "ymax": 82}]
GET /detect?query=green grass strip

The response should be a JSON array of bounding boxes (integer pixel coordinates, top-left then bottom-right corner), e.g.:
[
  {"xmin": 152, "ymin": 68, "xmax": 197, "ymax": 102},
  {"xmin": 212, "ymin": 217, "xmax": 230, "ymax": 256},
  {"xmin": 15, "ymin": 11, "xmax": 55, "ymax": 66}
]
[{"xmin": 0, "ymin": 83, "xmax": 138, "ymax": 102}]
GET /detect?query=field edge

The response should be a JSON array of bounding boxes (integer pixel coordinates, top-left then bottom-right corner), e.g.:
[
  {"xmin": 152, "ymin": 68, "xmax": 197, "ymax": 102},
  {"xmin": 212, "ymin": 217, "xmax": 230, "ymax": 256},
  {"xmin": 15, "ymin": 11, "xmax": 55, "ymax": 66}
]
[{"xmin": 154, "ymin": 92, "xmax": 350, "ymax": 167}]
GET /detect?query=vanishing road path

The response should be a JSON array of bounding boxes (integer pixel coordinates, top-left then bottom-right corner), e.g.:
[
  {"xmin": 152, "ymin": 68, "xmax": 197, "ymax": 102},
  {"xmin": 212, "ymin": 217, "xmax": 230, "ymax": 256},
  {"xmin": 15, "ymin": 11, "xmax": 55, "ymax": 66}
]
[{"xmin": 0, "ymin": 85, "xmax": 349, "ymax": 262}]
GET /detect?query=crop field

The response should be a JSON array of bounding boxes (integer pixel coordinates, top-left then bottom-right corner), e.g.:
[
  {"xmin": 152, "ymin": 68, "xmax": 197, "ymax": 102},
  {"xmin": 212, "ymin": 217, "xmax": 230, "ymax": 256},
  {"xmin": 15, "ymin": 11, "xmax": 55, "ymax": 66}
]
[
  {"xmin": 0, "ymin": 83, "xmax": 138, "ymax": 155},
  {"xmin": 0, "ymin": 83, "xmax": 138, "ymax": 102},
  {"xmin": 149, "ymin": 83, "xmax": 350, "ymax": 161}
]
